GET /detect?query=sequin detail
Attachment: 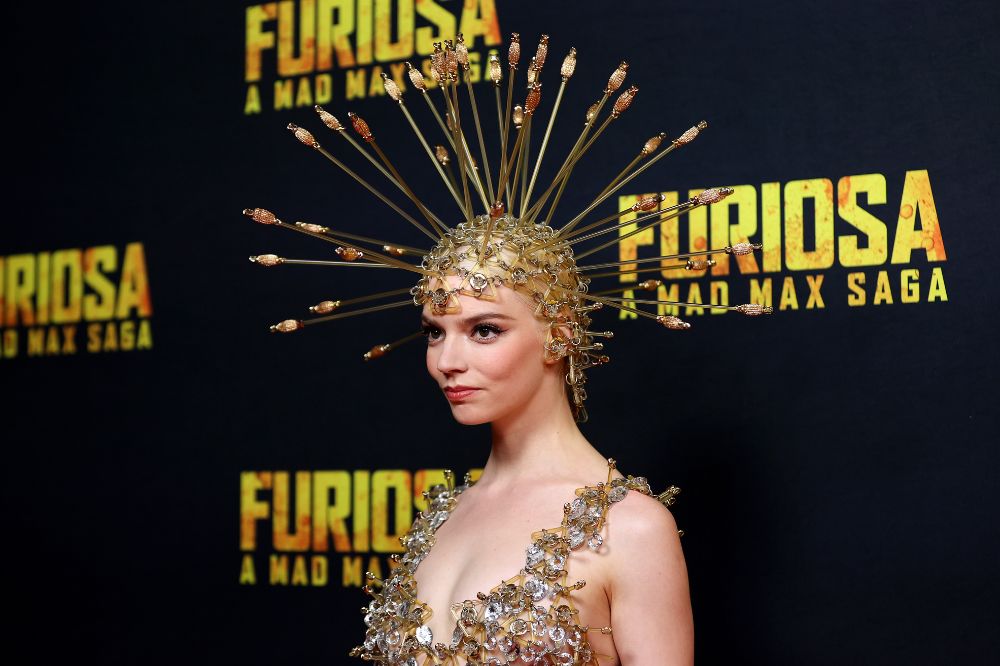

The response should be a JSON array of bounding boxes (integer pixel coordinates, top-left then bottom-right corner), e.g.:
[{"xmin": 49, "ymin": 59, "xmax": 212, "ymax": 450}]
[{"xmin": 350, "ymin": 460, "xmax": 663, "ymax": 664}]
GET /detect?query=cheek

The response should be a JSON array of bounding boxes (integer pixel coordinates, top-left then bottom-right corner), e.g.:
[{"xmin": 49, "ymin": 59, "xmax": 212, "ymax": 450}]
[{"xmin": 479, "ymin": 331, "xmax": 546, "ymax": 386}]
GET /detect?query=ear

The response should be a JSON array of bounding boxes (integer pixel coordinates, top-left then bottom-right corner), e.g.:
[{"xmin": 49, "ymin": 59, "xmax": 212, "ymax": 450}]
[{"xmin": 543, "ymin": 321, "xmax": 575, "ymax": 365}]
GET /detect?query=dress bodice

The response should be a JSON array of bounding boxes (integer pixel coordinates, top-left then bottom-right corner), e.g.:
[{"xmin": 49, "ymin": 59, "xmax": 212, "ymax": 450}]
[{"xmin": 350, "ymin": 458, "xmax": 680, "ymax": 665}]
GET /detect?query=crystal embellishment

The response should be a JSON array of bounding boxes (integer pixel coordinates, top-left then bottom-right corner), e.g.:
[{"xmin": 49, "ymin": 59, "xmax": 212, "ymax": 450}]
[{"xmin": 349, "ymin": 459, "xmax": 673, "ymax": 664}]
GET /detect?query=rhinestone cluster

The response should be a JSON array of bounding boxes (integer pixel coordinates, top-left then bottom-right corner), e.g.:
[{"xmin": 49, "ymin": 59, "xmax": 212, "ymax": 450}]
[{"xmin": 350, "ymin": 460, "xmax": 662, "ymax": 664}]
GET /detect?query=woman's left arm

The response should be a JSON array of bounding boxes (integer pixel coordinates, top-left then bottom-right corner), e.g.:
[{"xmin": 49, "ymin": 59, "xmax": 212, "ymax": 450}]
[{"xmin": 605, "ymin": 492, "xmax": 694, "ymax": 666}]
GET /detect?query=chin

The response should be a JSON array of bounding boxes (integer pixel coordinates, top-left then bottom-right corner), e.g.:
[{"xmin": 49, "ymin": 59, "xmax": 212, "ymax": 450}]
[
  {"xmin": 447, "ymin": 401, "xmax": 510, "ymax": 426},
  {"xmin": 448, "ymin": 406, "xmax": 492, "ymax": 426}
]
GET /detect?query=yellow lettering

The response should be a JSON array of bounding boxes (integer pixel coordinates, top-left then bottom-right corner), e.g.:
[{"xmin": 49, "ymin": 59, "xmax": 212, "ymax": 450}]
[
  {"xmin": 415, "ymin": 0, "xmax": 456, "ymax": 54},
  {"xmin": 838, "ymin": 173, "xmax": 887, "ymax": 267},
  {"xmin": 342, "ymin": 555, "xmax": 363, "ymax": 586},
  {"xmin": 684, "ymin": 282, "xmax": 705, "ymax": 316},
  {"xmin": 136, "ymin": 319, "xmax": 153, "ymax": 349},
  {"xmin": 846, "ymin": 272, "xmax": 866, "ymax": 306},
  {"xmin": 372, "ymin": 471, "xmax": 411, "ymax": 553},
  {"xmin": 51, "ymin": 249, "xmax": 82, "ymax": 324},
  {"xmin": 82, "ymin": 246, "xmax": 116, "ymax": 321},
  {"xmin": 239, "ymin": 554, "xmax": 257, "ymax": 584},
  {"xmin": 246, "ymin": 3, "xmax": 278, "ymax": 82},
  {"xmin": 312, "ymin": 471, "xmax": 352, "ymax": 552},
  {"xmin": 273, "ymin": 471, "xmax": 311, "ymax": 551},
  {"xmin": 900, "ymin": 268, "xmax": 919, "ymax": 303},
  {"xmin": 270, "ymin": 554, "xmax": 289, "ymax": 585},
  {"xmin": 346, "ymin": 68, "xmax": 366, "ymax": 99},
  {"xmin": 709, "ymin": 185, "xmax": 759, "ymax": 276},
  {"xmin": 311, "ymin": 555, "xmax": 328, "ymax": 585},
  {"xmin": 5, "ymin": 254, "xmax": 36, "ymax": 326},
  {"xmin": 115, "ymin": 243, "xmax": 152, "ymax": 319},
  {"xmin": 277, "ymin": 0, "xmax": 316, "ymax": 77},
  {"xmin": 317, "ymin": 0, "xmax": 356, "ymax": 69},
  {"xmin": 749, "ymin": 277, "xmax": 773, "ymax": 309},
  {"xmin": 805, "ymin": 274, "xmax": 825, "ymax": 309},
  {"xmin": 891, "ymin": 169, "xmax": 947, "ymax": 264},
  {"xmin": 784, "ymin": 178, "xmax": 835, "ymax": 270},
  {"xmin": 241, "ymin": 471, "xmax": 272, "ymax": 551},
  {"xmin": 374, "ymin": 0, "xmax": 414, "ymax": 61},
  {"xmin": 760, "ymin": 182, "xmax": 782, "ymax": 273},
  {"xmin": 709, "ymin": 281, "xmax": 728, "ymax": 315},
  {"xmin": 928, "ymin": 266, "xmax": 948, "ymax": 302},
  {"xmin": 873, "ymin": 270, "xmax": 893, "ymax": 305},
  {"xmin": 244, "ymin": 84, "xmax": 262, "ymax": 114},
  {"xmin": 778, "ymin": 276, "xmax": 799, "ymax": 310},
  {"xmin": 458, "ymin": 0, "xmax": 502, "ymax": 48},
  {"xmin": 656, "ymin": 283, "xmax": 680, "ymax": 316}
]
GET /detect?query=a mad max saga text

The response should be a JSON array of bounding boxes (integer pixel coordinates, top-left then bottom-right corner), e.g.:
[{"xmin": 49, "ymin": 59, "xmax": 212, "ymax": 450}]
[
  {"xmin": 244, "ymin": 0, "xmax": 502, "ymax": 113},
  {"xmin": 239, "ymin": 468, "xmax": 481, "ymax": 588},
  {"xmin": 0, "ymin": 242, "xmax": 153, "ymax": 359},
  {"xmin": 614, "ymin": 170, "xmax": 949, "ymax": 316}
]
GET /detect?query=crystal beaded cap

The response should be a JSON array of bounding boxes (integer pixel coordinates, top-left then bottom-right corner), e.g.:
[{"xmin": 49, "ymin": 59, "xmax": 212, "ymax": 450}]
[{"xmin": 245, "ymin": 32, "xmax": 771, "ymax": 422}]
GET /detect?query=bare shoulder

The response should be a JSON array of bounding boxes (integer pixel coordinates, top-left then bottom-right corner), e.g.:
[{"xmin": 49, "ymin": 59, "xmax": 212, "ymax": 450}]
[
  {"xmin": 601, "ymin": 487, "xmax": 694, "ymax": 664},
  {"xmin": 605, "ymin": 487, "xmax": 682, "ymax": 556}
]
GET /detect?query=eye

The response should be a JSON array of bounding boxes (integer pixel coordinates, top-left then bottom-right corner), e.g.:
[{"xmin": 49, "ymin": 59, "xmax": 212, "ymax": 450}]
[
  {"xmin": 471, "ymin": 323, "xmax": 503, "ymax": 342},
  {"xmin": 422, "ymin": 324, "xmax": 443, "ymax": 342}
]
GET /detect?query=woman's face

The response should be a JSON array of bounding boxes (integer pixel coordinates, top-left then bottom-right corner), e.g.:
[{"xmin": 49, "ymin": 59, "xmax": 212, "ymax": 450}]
[{"xmin": 422, "ymin": 278, "xmax": 556, "ymax": 425}]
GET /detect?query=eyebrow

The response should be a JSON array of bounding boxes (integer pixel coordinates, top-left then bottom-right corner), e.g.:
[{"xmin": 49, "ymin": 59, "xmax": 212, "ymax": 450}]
[{"xmin": 421, "ymin": 312, "xmax": 516, "ymax": 326}]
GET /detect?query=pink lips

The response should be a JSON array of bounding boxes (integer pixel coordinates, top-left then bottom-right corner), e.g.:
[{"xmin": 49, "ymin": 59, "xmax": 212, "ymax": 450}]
[{"xmin": 443, "ymin": 385, "xmax": 479, "ymax": 401}]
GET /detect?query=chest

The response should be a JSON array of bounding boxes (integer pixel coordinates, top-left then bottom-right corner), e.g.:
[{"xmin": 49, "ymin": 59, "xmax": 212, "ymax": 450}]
[
  {"xmin": 354, "ymin": 470, "xmax": 645, "ymax": 665},
  {"xmin": 413, "ymin": 492, "xmax": 612, "ymax": 646}
]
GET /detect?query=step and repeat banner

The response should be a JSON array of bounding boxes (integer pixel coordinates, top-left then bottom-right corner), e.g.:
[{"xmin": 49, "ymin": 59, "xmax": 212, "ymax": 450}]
[{"xmin": 4, "ymin": 1, "xmax": 997, "ymax": 664}]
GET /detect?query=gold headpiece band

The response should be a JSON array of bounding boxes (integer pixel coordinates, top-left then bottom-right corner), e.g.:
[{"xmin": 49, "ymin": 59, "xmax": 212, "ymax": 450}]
[{"xmin": 244, "ymin": 32, "xmax": 772, "ymax": 422}]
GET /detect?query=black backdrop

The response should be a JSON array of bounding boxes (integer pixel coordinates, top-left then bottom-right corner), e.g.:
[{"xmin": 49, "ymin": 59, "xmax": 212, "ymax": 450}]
[{"xmin": 5, "ymin": 1, "xmax": 999, "ymax": 663}]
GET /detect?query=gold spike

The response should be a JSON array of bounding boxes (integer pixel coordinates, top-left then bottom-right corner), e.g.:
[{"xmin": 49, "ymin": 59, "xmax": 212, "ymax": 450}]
[
  {"xmin": 508, "ymin": 32, "xmax": 521, "ymax": 68},
  {"xmin": 348, "ymin": 112, "xmax": 374, "ymax": 143},
  {"xmin": 611, "ymin": 85, "xmax": 638, "ymax": 118},
  {"xmin": 642, "ymin": 132, "xmax": 666, "ymax": 156},
  {"xmin": 735, "ymin": 303, "xmax": 774, "ymax": 316},
  {"xmin": 405, "ymin": 61, "xmax": 426, "ymax": 91},
  {"xmin": 673, "ymin": 120, "xmax": 708, "ymax": 146},
  {"xmin": 287, "ymin": 123, "xmax": 319, "ymax": 148},
  {"xmin": 243, "ymin": 208, "xmax": 279, "ymax": 225},
  {"xmin": 686, "ymin": 259, "xmax": 715, "ymax": 270},
  {"xmin": 315, "ymin": 106, "xmax": 344, "ymax": 131},
  {"xmin": 435, "ymin": 144, "xmax": 450, "ymax": 165},
  {"xmin": 249, "ymin": 254, "xmax": 283, "ymax": 267},
  {"xmin": 310, "ymin": 300, "xmax": 341, "ymax": 314},
  {"xmin": 727, "ymin": 241, "xmax": 763, "ymax": 255},
  {"xmin": 270, "ymin": 319, "xmax": 304, "ymax": 333},
  {"xmin": 335, "ymin": 246, "xmax": 364, "ymax": 261},
  {"xmin": 534, "ymin": 34, "xmax": 550, "ymax": 68},
  {"xmin": 656, "ymin": 315, "xmax": 690, "ymax": 330},
  {"xmin": 695, "ymin": 186, "xmax": 734, "ymax": 204},
  {"xmin": 561, "ymin": 47, "xmax": 577, "ymax": 79},
  {"xmin": 524, "ymin": 83, "xmax": 542, "ymax": 115},
  {"xmin": 381, "ymin": 72, "xmax": 402, "ymax": 102},
  {"xmin": 489, "ymin": 52, "xmax": 502, "ymax": 85},
  {"xmin": 455, "ymin": 33, "xmax": 469, "ymax": 69},
  {"xmin": 605, "ymin": 61, "xmax": 628, "ymax": 94}
]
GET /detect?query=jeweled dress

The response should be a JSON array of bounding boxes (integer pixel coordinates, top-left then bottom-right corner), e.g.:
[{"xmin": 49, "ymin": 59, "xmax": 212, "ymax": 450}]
[{"xmin": 350, "ymin": 459, "xmax": 680, "ymax": 665}]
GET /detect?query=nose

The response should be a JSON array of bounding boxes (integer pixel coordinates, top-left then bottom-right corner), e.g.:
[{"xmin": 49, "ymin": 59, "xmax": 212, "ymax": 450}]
[{"xmin": 434, "ymin": 331, "xmax": 468, "ymax": 375}]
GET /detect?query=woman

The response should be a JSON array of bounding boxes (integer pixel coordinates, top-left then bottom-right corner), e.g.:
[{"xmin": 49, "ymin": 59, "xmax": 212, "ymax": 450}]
[
  {"xmin": 250, "ymin": 34, "xmax": 756, "ymax": 666},
  {"xmin": 350, "ymin": 213, "xmax": 694, "ymax": 665}
]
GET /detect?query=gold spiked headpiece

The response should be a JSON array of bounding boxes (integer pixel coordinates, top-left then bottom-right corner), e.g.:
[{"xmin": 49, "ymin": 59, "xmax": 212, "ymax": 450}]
[{"xmin": 245, "ymin": 32, "xmax": 771, "ymax": 422}]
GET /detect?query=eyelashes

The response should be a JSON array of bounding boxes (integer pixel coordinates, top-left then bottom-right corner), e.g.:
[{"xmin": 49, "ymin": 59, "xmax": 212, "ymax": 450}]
[{"xmin": 421, "ymin": 323, "xmax": 506, "ymax": 343}]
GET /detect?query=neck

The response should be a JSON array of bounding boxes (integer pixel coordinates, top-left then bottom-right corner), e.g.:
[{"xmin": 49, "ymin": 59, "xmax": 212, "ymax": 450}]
[{"xmin": 477, "ymin": 370, "xmax": 604, "ymax": 489}]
